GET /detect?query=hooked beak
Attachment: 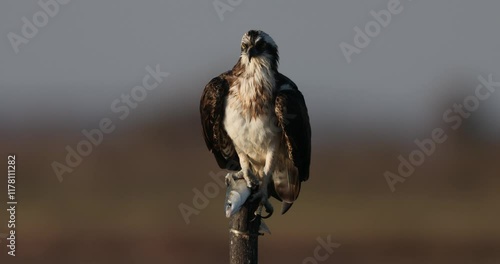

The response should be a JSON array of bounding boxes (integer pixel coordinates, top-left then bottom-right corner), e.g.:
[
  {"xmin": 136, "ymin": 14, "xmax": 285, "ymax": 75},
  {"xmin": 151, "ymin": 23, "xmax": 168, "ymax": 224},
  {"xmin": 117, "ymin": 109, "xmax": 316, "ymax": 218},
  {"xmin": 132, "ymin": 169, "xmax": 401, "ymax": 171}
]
[{"xmin": 247, "ymin": 47, "xmax": 258, "ymax": 61}]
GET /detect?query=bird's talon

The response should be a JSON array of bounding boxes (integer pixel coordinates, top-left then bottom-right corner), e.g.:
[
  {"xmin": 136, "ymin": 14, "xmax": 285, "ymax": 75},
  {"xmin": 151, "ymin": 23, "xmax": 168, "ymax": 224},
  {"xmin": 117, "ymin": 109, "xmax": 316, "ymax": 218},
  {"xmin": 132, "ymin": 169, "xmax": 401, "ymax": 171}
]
[
  {"xmin": 226, "ymin": 171, "xmax": 246, "ymax": 186},
  {"xmin": 261, "ymin": 210, "xmax": 273, "ymax": 219},
  {"xmin": 262, "ymin": 202, "xmax": 273, "ymax": 219},
  {"xmin": 248, "ymin": 180, "xmax": 259, "ymax": 190},
  {"xmin": 234, "ymin": 171, "xmax": 244, "ymax": 180},
  {"xmin": 253, "ymin": 203, "xmax": 273, "ymax": 219}
]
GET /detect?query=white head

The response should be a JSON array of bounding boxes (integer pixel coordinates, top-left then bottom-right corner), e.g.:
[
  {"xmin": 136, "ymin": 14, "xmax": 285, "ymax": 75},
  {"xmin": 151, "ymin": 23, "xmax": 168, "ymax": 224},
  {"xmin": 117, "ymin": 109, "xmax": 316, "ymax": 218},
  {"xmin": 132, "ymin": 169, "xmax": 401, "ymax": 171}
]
[{"xmin": 237, "ymin": 30, "xmax": 279, "ymax": 72}]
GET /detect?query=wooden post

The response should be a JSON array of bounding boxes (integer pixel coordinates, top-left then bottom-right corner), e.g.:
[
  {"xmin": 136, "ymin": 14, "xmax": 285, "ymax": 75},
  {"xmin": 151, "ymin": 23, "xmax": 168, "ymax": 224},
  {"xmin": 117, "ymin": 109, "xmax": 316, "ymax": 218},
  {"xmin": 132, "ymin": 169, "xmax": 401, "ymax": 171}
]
[{"xmin": 229, "ymin": 200, "xmax": 261, "ymax": 264}]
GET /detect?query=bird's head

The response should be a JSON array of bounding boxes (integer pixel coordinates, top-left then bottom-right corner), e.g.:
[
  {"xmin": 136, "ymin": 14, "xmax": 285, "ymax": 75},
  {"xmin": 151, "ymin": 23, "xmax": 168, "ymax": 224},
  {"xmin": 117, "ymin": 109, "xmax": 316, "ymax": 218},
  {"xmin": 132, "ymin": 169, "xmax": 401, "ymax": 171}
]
[{"xmin": 239, "ymin": 30, "xmax": 279, "ymax": 70}]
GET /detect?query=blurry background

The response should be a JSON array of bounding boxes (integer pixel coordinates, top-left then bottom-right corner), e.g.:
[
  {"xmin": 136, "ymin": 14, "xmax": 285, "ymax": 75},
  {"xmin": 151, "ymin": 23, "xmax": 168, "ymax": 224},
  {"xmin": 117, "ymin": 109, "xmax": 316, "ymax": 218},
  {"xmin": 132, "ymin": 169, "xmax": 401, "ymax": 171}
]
[{"xmin": 0, "ymin": 0, "xmax": 499, "ymax": 263}]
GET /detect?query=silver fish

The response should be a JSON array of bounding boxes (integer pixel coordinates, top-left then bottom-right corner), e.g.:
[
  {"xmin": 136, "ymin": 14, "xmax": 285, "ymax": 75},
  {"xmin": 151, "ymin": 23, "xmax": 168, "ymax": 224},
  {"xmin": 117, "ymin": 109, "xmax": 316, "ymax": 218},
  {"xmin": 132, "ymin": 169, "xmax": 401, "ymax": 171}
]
[{"xmin": 225, "ymin": 172, "xmax": 251, "ymax": 218}]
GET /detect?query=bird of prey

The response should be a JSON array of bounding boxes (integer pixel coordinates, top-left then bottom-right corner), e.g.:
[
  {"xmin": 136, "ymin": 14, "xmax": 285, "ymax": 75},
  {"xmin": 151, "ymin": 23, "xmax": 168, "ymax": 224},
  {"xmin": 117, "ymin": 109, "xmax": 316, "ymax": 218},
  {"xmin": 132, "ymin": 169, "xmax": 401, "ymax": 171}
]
[{"xmin": 200, "ymin": 30, "xmax": 311, "ymax": 218}]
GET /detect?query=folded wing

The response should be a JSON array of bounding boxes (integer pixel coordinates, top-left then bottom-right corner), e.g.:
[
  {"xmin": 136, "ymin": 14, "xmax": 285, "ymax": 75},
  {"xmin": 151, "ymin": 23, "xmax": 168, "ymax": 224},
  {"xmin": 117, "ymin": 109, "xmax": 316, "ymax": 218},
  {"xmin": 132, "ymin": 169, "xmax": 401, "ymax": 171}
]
[{"xmin": 200, "ymin": 72, "xmax": 241, "ymax": 170}]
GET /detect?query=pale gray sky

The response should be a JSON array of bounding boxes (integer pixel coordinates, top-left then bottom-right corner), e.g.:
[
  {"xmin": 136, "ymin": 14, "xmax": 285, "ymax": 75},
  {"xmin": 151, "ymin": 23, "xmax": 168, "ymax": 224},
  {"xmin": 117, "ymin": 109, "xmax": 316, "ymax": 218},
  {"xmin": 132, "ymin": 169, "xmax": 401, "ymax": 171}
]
[{"xmin": 1, "ymin": 0, "xmax": 499, "ymax": 140}]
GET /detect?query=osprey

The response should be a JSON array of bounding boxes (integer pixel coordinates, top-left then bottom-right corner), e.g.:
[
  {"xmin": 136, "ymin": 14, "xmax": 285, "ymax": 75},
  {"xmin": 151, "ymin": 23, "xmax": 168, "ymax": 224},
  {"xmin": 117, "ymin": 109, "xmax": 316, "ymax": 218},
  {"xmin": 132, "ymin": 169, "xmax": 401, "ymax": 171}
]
[{"xmin": 200, "ymin": 30, "xmax": 311, "ymax": 218}]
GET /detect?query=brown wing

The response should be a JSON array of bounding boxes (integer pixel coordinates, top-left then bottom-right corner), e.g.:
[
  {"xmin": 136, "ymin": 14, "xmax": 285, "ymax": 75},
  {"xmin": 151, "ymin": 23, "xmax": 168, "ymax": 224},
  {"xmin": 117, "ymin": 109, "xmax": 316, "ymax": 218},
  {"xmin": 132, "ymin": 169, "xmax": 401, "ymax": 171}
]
[
  {"xmin": 272, "ymin": 73, "xmax": 311, "ymax": 214},
  {"xmin": 200, "ymin": 72, "xmax": 241, "ymax": 171},
  {"xmin": 275, "ymin": 73, "xmax": 311, "ymax": 182}
]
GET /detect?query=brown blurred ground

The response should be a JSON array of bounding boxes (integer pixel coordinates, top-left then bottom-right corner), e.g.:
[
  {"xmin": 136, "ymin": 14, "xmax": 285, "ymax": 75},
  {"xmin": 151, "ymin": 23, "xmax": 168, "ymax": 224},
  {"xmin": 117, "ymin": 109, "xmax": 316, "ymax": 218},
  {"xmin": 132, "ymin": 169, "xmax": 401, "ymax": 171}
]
[{"xmin": 0, "ymin": 115, "xmax": 499, "ymax": 264}]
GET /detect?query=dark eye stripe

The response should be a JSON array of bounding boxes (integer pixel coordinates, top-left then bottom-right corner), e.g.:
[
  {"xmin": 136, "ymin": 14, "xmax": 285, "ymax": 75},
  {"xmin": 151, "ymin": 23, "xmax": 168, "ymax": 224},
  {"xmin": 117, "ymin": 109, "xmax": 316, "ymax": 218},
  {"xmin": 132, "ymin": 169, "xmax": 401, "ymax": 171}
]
[{"xmin": 256, "ymin": 41, "xmax": 265, "ymax": 49}]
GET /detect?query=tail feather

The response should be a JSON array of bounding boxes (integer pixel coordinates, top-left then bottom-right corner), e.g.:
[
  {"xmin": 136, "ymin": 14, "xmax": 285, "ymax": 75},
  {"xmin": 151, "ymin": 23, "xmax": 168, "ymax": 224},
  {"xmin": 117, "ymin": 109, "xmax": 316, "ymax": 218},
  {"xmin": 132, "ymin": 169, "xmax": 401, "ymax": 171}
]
[
  {"xmin": 272, "ymin": 165, "xmax": 300, "ymax": 203},
  {"xmin": 281, "ymin": 202, "xmax": 293, "ymax": 214}
]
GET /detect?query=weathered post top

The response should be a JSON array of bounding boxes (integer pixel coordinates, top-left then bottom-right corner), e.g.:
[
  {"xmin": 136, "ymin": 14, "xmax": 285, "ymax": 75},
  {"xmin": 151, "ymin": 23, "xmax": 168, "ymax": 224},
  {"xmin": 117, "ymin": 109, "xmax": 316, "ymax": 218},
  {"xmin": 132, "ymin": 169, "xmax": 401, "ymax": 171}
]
[{"xmin": 229, "ymin": 200, "xmax": 261, "ymax": 264}]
